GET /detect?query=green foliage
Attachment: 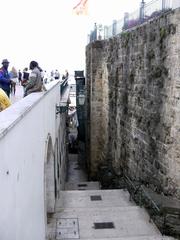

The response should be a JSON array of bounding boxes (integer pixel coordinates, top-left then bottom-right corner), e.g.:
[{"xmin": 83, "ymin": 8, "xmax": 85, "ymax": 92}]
[
  {"xmin": 121, "ymin": 32, "xmax": 131, "ymax": 47},
  {"xmin": 160, "ymin": 27, "xmax": 167, "ymax": 40},
  {"xmin": 121, "ymin": 31, "xmax": 131, "ymax": 39}
]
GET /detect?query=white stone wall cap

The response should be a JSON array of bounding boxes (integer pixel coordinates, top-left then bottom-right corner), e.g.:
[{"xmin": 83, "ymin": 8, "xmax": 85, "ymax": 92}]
[{"xmin": 0, "ymin": 81, "xmax": 59, "ymax": 139}]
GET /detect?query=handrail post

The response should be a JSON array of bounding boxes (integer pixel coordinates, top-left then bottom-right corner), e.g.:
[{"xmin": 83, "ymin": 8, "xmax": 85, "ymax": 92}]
[
  {"xmin": 104, "ymin": 26, "xmax": 108, "ymax": 39},
  {"xmin": 162, "ymin": 0, "xmax": 166, "ymax": 11},
  {"xmin": 93, "ymin": 23, "xmax": 97, "ymax": 41},
  {"xmin": 139, "ymin": 0, "xmax": 145, "ymax": 23},
  {"xmin": 112, "ymin": 20, "xmax": 117, "ymax": 36},
  {"xmin": 123, "ymin": 12, "xmax": 129, "ymax": 30}
]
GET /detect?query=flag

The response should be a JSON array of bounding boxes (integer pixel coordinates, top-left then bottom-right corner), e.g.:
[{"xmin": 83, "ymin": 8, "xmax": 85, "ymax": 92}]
[{"xmin": 72, "ymin": 0, "xmax": 88, "ymax": 16}]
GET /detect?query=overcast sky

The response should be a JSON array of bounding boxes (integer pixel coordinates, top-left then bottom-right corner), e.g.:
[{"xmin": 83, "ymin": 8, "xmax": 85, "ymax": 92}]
[{"xmin": 0, "ymin": 0, "xmax": 140, "ymax": 74}]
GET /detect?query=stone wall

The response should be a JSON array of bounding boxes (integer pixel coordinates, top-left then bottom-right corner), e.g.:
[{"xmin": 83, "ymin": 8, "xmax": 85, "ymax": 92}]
[
  {"xmin": 86, "ymin": 9, "xmax": 180, "ymax": 195},
  {"xmin": 86, "ymin": 41, "xmax": 110, "ymax": 178}
]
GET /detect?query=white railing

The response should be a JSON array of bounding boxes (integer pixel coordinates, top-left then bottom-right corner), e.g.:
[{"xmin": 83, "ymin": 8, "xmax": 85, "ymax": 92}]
[{"xmin": 89, "ymin": 0, "xmax": 180, "ymax": 42}]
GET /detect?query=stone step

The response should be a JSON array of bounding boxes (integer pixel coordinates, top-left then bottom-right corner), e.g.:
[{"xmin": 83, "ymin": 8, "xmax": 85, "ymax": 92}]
[
  {"xmin": 66, "ymin": 154, "xmax": 87, "ymax": 183},
  {"xmin": 48, "ymin": 188, "xmax": 177, "ymax": 240},
  {"xmin": 47, "ymin": 218, "xmax": 175, "ymax": 240},
  {"xmin": 51, "ymin": 206, "xmax": 161, "ymax": 239},
  {"xmin": 56, "ymin": 189, "xmax": 135, "ymax": 209},
  {"xmin": 47, "ymin": 229, "xmax": 174, "ymax": 240},
  {"xmin": 71, "ymin": 238, "xmax": 174, "ymax": 240},
  {"xmin": 65, "ymin": 181, "xmax": 100, "ymax": 190},
  {"xmin": 56, "ymin": 237, "xmax": 175, "ymax": 240}
]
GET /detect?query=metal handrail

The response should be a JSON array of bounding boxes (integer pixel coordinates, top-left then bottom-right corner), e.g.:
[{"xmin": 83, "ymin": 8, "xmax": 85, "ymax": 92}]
[
  {"xmin": 124, "ymin": 173, "xmax": 180, "ymax": 233},
  {"xmin": 60, "ymin": 77, "xmax": 68, "ymax": 94},
  {"xmin": 122, "ymin": 172, "xmax": 180, "ymax": 237},
  {"xmin": 124, "ymin": 174, "xmax": 160, "ymax": 212},
  {"xmin": 140, "ymin": 185, "xmax": 161, "ymax": 213},
  {"xmin": 124, "ymin": 174, "xmax": 142, "ymax": 202}
]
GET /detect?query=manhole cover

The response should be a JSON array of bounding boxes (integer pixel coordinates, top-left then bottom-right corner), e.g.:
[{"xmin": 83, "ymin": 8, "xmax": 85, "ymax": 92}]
[
  {"xmin": 93, "ymin": 222, "xmax": 115, "ymax": 229},
  {"xmin": 90, "ymin": 195, "xmax": 102, "ymax": 201},
  {"xmin": 56, "ymin": 218, "xmax": 79, "ymax": 239},
  {"xmin": 56, "ymin": 229, "xmax": 79, "ymax": 239},
  {"xmin": 78, "ymin": 184, "xmax": 87, "ymax": 187},
  {"xmin": 57, "ymin": 218, "xmax": 78, "ymax": 228}
]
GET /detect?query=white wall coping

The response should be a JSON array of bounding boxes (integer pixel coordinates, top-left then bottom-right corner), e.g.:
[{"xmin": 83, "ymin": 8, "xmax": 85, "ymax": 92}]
[{"xmin": 0, "ymin": 81, "xmax": 60, "ymax": 139}]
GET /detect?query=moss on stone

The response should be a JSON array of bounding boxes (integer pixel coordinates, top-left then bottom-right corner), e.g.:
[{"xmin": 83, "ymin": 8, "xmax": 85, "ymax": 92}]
[
  {"xmin": 160, "ymin": 27, "xmax": 167, "ymax": 40},
  {"xmin": 121, "ymin": 31, "xmax": 130, "ymax": 39},
  {"xmin": 121, "ymin": 31, "xmax": 131, "ymax": 47}
]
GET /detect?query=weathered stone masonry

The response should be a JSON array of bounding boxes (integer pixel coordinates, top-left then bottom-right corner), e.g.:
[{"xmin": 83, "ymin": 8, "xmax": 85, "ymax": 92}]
[
  {"xmin": 86, "ymin": 9, "xmax": 180, "ymax": 196},
  {"xmin": 86, "ymin": 41, "xmax": 110, "ymax": 179}
]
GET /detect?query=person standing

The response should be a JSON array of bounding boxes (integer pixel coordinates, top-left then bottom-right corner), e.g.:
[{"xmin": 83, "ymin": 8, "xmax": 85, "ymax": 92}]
[
  {"xmin": 22, "ymin": 67, "xmax": 29, "ymax": 87},
  {"xmin": 24, "ymin": 61, "xmax": 42, "ymax": 97},
  {"xmin": 18, "ymin": 70, "xmax": 22, "ymax": 85},
  {"xmin": 54, "ymin": 69, "xmax": 60, "ymax": 80},
  {"xmin": 65, "ymin": 69, "xmax": 69, "ymax": 79},
  {"xmin": 10, "ymin": 67, "xmax": 18, "ymax": 95},
  {"xmin": 0, "ymin": 59, "xmax": 11, "ymax": 97}
]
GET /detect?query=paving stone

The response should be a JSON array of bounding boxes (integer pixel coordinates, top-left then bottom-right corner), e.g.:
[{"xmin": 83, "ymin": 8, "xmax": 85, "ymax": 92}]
[{"xmin": 56, "ymin": 189, "xmax": 134, "ymax": 209}]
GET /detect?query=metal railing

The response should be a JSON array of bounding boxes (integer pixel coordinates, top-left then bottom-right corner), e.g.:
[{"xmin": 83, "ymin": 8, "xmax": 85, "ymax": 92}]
[
  {"xmin": 123, "ymin": 173, "xmax": 180, "ymax": 235},
  {"xmin": 60, "ymin": 77, "xmax": 68, "ymax": 95},
  {"xmin": 88, "ymin": 0, "xmax": 179, "ymax": 43}
]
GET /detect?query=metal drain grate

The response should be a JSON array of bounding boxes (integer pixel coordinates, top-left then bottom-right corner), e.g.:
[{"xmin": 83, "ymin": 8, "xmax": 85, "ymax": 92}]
[
  {"xmin": 94, "ymin": 222, "xmax": 115, "ymax": 229},
  {"xmin": 90, "ymin": 195, "xmax": 102, "ymax": 201},
  {"xmin": 78, "ymin": 184, "xmax": 87, "ymax": 187}
]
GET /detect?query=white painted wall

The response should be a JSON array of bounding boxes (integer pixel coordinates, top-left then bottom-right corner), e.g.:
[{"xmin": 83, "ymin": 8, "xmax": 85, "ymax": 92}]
[{"xmin": 0, "ymin": 81, "xmax": 66, "ymax": 240}]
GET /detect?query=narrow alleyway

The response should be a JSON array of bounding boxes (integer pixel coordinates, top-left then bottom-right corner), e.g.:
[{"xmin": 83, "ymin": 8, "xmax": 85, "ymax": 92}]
[
  {"xmin": 12, "ymin": 82, "xmax": 175, "ymax": 240},
  {"xmin": 65, "ymin": 153, "xmax": 100, "ymax": 190},
  {"xmin": 46, "ymin": 78, "xmax": 175, "ymax": 239}
]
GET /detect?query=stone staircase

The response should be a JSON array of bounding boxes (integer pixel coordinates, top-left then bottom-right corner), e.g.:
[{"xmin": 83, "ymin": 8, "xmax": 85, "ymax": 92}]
[
  {"xmin": 47, "ymin": 185, "xmax": 175, "ymax": 240},
  {"xmin": 47, "ymin": 154, "xmax": 176, "ymax": 239}
]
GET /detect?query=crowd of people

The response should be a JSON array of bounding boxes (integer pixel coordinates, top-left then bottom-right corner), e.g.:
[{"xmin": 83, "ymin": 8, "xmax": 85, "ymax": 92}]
[
  {"xmin": 43, "ymin": 69, "xmax": 69, "ymax": 83},
  {"xmin": 0, "ymin": 58, "xmax": 70, "ymax": 112},
  {"xmin": 0, "ymin": 59, "xmax": 44, "ymax": 111}
]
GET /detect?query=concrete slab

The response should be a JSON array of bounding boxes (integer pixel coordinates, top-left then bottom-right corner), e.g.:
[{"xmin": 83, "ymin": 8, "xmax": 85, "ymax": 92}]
[
  {"xmin": 60, "ymin": 237, "xmax": 175, "ymax": 240},
  {"xmin": 56, "ymin": 189, "xmax": 134, "ymax": 209},
  {"xmin": 65, "ymin": 181, "xmax": 100, "ymax": 191},
  {"xmin": 53, "ymin": 206, "xmax": 161, "ymax": 239},
  {"xmin": 66, "ymin": 154, "xmax": 87, "ymax": 183}
]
